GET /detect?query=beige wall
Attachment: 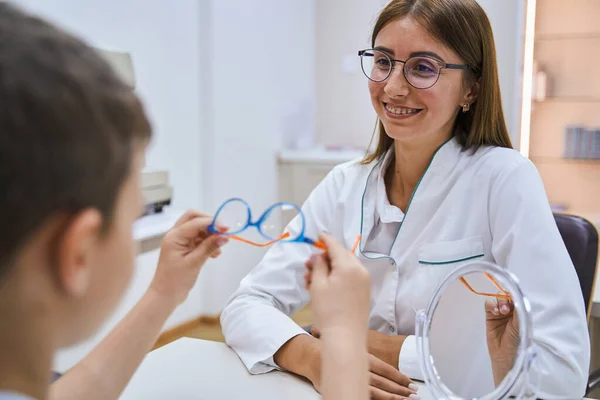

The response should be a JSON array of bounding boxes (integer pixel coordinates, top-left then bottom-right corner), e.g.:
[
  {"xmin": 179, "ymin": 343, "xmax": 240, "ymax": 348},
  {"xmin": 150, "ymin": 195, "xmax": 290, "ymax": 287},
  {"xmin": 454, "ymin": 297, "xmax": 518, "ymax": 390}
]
[{"xmin": 530, "ymin": 0, "xmax": 600, "ymax": 215}]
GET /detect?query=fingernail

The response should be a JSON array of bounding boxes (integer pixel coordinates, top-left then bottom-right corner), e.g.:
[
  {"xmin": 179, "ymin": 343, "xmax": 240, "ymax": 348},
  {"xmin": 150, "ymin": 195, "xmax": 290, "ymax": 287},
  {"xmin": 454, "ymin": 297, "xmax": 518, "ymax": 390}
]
[
  {"xmin": 493, "ymin": 307, "xmax": 499, "ymax": 315},
  {"xmin": 409, "ymin": 394, "xmax": 420, "ymax": 400},
  {"xmin": 501, "ymin": 305, "xmax": 510, "ymax": 313},
  {"xmin": 217, "ymin": 237, "xmax": 228, "ymax": 246},
  {"xmin": 409, "ymin": 383, "xmax": 418, "ymax": 392}
]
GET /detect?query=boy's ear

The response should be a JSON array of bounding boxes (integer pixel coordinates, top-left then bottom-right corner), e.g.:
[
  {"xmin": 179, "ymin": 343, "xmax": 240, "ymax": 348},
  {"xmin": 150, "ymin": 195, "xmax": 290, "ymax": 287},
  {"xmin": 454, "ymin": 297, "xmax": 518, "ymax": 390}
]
[{"xmin": 55, "ymin": 209, "xmax": 103, "ymax": 297}]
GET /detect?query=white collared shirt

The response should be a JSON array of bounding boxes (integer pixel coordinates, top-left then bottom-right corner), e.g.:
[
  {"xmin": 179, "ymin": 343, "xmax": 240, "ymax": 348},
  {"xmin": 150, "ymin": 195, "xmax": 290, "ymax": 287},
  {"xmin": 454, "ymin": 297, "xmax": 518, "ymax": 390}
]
[{"xmin": 221, "ymin": 137, "xmax": 590, "ymax": 399}]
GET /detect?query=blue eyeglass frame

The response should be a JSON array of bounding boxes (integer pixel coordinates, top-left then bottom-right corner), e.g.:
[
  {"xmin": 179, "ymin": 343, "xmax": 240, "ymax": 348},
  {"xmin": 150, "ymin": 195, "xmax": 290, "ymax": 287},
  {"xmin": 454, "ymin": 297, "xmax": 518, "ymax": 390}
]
[{"xmin": 207, "ymin": 198, "xmax": 324, "ymax": 248}]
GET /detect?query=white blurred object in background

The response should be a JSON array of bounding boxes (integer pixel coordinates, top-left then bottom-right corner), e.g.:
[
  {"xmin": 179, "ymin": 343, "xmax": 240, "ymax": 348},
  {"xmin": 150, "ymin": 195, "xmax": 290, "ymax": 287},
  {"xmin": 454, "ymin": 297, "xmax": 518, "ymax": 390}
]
[
  {"xmin": 96, "ymin": 48, "xmax": 136, "ymax": 88},
  {"xmin": 281, "ymin": 97, "xmax": 316, "ymax": 150},
  {"xmin": 96, "ymin": 47, "xmax": 172, "ymax": 215}
]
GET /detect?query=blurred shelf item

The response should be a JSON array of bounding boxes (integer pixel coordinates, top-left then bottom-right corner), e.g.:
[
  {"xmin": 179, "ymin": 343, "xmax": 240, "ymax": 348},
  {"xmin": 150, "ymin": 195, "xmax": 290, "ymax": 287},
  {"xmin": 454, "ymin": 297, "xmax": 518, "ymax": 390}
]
[
  {"xmin": 536, "ymin": 33, "xmax": 600, "ymax": 41},
  {"xmin": 535, "ymin": 97, "xmax": 600, "ymax": 103},
  {"xmin": 278, "ymin": 147, "xmax": 365, "ymax": 164},
  {"xmin": 532, "ymin": 157, "xmax": 600, "ymax": 164}
]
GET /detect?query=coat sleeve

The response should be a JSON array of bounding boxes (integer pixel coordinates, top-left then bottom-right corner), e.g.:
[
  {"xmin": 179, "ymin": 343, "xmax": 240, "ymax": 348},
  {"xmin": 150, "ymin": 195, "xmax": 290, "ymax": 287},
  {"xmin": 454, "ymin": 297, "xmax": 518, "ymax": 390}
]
[{"xmin": 488, "ymin": 158, "xmax": 590, "ymax": 399}]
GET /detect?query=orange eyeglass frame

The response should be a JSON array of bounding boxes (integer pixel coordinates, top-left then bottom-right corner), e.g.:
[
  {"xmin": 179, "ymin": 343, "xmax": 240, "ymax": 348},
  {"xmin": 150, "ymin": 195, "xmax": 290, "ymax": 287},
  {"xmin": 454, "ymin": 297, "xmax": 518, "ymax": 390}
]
[
  {"xmin": 460, "ymin": 273, "xmax": 512, "ymax": 300},
  {"xmin": 226, "ymin": 230, "xmax": 362, "ymax": 255}
]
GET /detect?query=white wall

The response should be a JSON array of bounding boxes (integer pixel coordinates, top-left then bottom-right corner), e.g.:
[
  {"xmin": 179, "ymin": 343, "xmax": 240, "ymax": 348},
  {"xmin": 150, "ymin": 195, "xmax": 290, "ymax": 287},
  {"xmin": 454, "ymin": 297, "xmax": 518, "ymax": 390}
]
[
  {"xmin": 477, "ymin": 0, "xmax": 526, "ymax": 147},
  {"xmin": 316, "ymin": 0, "xmax": 526, "ymax": 149},
  {"xmin": 198, "ymin": 0, "xmax": 316, "ymax": 315},
  {"xmin": 315, "ymin": 0, "xmax": 384, "ymax": 149}
]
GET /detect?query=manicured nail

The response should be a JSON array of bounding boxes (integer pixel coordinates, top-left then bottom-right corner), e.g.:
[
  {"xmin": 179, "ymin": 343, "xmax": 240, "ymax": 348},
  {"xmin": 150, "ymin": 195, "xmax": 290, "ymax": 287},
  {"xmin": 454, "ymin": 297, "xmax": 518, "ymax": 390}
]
[
  {"xmin": 501, "ymin": 304, "xmax": 510, "ymax": 313},
  {"xmin": 409, "ymin": 383, "xmax": 419, "ymax": 392},
  {"xmin": 409, "ymin": 394, "xmax": 420, "ymax": 400},
  {"xmin": 493, "ymin": 307, "xmax": 499, "ymax": 315}
]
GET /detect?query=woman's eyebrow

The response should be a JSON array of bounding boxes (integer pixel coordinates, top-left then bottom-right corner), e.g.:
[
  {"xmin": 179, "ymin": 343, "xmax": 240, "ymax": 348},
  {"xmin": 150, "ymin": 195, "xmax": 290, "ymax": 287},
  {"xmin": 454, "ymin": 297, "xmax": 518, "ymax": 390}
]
[{"xmin": 372, "ymin": 46, "xmax": 445, "ymax": 62}]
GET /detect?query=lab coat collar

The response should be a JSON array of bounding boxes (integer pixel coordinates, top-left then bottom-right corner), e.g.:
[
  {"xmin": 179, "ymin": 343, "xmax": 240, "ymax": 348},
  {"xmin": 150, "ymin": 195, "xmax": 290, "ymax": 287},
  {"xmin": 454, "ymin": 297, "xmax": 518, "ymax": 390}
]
[{"xmin": 359, "ymin": 136, "xmax": 463, "ymax": 251}]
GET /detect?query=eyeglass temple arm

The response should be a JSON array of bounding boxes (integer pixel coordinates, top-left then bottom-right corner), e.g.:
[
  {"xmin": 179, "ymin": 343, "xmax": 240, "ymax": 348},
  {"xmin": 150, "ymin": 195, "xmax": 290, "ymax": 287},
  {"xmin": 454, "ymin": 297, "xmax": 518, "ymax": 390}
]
[
  {"xmin": 227, "ymin": 232, "xmax": 291, "ymax": 247},
  {"xmin": 459, "ymin": 276, "xmax": 513, "ymax": 300},
  {"xmin": 312, "ymin": 234, "xmax": 361, "ymax": 253},
  {"xmin": 351, "ymin": 235, "xmax": 361, "ymax": 253},
  {"xmin": 483, "ymin": 272, "xmax": 510, "ymax": 295}
]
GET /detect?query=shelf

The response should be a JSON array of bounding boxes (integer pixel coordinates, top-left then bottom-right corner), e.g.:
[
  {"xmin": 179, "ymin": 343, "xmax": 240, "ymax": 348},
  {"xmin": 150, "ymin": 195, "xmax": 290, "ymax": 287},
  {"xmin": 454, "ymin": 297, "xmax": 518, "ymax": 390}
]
[
  {"xmin": 534, "ymin": 97, "xmax": 600, "ymax": 104},
  {"xmin": 531, "ymin": 156, "xmax": 600, "ymax": 164},
  {"xmin": 536, "ymin": 33, "xmax": 600, "ymax": 41}
]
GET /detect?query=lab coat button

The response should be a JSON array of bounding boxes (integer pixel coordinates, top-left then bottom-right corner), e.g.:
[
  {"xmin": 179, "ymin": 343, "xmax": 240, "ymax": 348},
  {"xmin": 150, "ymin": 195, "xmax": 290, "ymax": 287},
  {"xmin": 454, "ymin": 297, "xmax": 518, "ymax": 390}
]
[
  {"xmin": 389, "ymin": 259, "xmax": 396, "ymax": 266},
  {"xmin": 389, "ymin": 325, "xmax": 395, "ymax": 333}
]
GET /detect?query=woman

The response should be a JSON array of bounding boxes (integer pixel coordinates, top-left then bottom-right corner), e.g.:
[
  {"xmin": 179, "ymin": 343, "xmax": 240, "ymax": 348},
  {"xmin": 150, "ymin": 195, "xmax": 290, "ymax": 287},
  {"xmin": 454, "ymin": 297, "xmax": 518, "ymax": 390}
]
[{"xmin": 221, "ymin": 0, "xmax": 590, "ymax": 398}]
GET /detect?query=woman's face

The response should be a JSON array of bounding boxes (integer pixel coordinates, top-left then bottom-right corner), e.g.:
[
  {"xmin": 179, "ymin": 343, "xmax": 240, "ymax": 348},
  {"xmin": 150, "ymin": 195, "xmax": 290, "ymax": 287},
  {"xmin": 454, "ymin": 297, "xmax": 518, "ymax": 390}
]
[{"xmin": 369, "ymin": 17, "xmax": 478, "ymax": 147}]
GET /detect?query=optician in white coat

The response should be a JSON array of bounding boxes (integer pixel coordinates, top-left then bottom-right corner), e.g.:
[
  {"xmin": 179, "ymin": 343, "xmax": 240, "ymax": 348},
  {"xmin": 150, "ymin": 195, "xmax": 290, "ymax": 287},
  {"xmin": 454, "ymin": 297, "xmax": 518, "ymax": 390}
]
[
  {"xmin": 222, "ymin": 139, "xmax": 590, "ymax": 398},
  {"xmin": 221, "ymin": 1, "xmax": 590, "ymax": 398}
]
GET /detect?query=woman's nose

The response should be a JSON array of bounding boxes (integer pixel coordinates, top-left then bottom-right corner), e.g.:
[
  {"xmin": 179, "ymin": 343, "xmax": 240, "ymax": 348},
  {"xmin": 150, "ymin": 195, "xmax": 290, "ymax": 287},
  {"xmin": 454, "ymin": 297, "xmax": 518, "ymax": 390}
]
[{"xmin": 383, "ymin": 65, "xmax": 410, "ymax": 98}]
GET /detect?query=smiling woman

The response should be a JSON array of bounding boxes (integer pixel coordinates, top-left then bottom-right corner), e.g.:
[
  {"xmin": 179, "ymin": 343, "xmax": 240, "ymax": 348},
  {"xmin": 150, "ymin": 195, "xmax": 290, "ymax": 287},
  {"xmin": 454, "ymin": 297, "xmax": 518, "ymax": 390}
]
[{"xmin": 220, "ymin": 1, "xmax": 591, "ymax": 399}]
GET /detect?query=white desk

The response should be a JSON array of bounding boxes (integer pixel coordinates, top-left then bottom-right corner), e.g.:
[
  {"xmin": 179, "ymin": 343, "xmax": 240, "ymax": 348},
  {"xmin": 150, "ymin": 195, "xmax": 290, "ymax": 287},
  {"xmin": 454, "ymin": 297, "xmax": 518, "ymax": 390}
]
[
  {"xmin": 119, "ymin": 338, "xmax": 324, "ymax": 400},
  {"xmin": 120, "ymin": 338, "xmax": 597, "ymax": 400}
]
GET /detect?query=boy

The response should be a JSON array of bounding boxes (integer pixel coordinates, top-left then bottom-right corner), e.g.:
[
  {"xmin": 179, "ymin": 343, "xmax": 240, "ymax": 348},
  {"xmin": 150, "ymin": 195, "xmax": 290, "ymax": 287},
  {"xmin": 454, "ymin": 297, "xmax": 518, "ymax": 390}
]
[{"xmin": 0, "ymin": 3, "xmax": 227, "ymax": 399}]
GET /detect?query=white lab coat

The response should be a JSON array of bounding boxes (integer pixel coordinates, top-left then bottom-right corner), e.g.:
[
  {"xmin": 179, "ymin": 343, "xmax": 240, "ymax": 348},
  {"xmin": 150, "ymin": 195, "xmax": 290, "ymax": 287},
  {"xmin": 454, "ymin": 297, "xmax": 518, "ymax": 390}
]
[{"xmin": 221, "ymin": 137, "xmax": 590, "ymax": 399}]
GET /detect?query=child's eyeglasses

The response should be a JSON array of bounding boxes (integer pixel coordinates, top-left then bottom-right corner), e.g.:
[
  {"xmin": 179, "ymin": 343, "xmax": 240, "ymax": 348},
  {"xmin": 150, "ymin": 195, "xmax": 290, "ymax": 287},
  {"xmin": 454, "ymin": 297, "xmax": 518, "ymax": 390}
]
[{"xmin": 207, "ymin": 198, "xmax": 361, "ymax": 253}]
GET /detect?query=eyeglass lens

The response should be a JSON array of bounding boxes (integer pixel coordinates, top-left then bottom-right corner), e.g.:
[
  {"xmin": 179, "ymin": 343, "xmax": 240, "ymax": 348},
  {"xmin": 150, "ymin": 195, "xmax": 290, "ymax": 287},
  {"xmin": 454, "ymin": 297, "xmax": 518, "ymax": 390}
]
[{"xmin": 360, "ymin": 49, "xmax": 441, "ymax": 89}]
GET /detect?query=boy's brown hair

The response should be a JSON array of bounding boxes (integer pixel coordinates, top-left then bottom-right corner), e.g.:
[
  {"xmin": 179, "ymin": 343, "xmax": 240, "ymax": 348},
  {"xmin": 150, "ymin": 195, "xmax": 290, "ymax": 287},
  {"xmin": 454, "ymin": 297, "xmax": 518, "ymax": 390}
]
[{"xmin": 0, "ymin": 2, "xmax": 152, "ymax": 278}]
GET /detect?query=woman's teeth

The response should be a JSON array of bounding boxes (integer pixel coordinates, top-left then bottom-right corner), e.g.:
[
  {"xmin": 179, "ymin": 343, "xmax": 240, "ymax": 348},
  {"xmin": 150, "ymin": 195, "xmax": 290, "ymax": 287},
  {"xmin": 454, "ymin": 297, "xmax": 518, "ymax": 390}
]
[{"xmin": 385, "ymin": 104, "xmax": 420, "ymax": 115}]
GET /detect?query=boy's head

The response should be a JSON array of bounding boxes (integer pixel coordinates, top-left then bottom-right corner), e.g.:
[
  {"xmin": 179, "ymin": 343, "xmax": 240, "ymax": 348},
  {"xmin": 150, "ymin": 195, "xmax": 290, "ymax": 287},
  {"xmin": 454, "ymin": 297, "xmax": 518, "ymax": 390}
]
[{"xmin": 0, "ymin": 3, "xmax": 152, "ymax": 346}]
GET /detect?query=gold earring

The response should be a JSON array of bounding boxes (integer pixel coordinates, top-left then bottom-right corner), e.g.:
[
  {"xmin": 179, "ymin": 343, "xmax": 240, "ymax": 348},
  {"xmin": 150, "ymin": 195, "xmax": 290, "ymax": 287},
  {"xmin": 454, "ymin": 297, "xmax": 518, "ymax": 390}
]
[{"xmin": 462, "ymin": 103, "xmax": 470, "ymax": 113}]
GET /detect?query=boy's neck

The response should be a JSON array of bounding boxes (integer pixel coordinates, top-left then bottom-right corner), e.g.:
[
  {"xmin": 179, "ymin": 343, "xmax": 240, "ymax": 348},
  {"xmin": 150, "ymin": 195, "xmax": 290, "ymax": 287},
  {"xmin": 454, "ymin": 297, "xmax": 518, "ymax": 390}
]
[{"xmin": 0, "ymin": 312, "xmax": 55, "ymax": 400}]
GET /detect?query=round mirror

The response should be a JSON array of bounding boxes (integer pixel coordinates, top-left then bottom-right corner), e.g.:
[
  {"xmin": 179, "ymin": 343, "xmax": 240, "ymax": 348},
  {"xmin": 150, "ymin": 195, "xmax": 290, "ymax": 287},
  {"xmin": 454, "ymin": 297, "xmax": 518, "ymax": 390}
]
[{"xmin": 415, "ymin": 261, "xmax": 538, "ymax": 400}]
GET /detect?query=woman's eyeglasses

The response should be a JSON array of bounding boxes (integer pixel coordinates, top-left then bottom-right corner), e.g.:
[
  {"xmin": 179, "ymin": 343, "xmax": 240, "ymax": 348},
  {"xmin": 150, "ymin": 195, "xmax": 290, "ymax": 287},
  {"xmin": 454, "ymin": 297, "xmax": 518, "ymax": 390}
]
[{"xmin": 358, "ymin": 49, "xmax": 473, "ymax": 89}]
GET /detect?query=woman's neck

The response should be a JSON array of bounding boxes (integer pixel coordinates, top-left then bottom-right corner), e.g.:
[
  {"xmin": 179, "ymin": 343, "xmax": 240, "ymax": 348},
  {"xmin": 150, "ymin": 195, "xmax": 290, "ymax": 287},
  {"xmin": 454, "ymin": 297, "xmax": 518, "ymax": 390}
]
[{"xmin": 385, "ymin": 134, "xmax": 451, "ymax": 211}]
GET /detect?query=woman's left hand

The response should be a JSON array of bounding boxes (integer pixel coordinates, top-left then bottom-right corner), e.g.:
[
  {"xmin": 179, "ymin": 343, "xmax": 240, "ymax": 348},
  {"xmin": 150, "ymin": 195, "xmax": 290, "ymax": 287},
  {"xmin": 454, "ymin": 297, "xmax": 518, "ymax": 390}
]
[
  {"xmin": 310, "ymin": 327, "xmax": 406, "ymax": 369},
  {"xmin": 485, "ymin": 298, "xmax": 520, "ymax": 385}
]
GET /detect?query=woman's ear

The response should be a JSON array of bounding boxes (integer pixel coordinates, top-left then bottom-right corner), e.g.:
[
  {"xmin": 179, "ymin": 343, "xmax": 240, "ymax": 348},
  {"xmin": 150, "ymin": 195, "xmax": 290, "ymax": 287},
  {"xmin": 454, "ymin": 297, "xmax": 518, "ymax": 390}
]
[
  {"xmin": 462, "ymin": 76, "xmax": 481, "ymax": 107},
  {"xmin": 55, "ymin": 209, "xmax": 103, "ymax": 297}
]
